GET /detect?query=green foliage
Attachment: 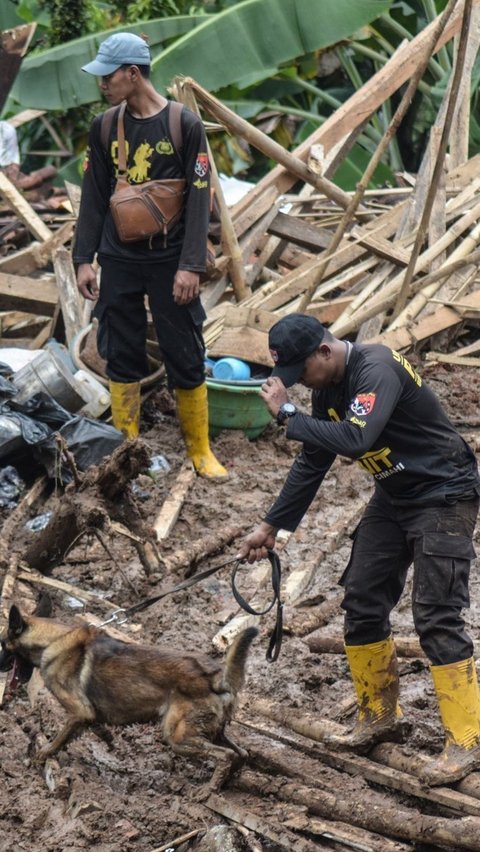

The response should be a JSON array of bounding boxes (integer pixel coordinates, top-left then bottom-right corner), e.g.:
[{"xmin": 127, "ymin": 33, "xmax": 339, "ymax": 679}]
[
  {"xmin": 39, "ymin": 0, "xmax": 88, "ymax": 45},
  {"xmin": 5, "ymin": 0, "xmax": 478, "ymax": 191}
]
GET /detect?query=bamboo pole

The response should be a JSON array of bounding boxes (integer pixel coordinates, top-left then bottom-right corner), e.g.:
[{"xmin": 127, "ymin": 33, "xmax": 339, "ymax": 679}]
[
  {"xmin": 170, "ymin": 78, "xmax": 251, "ymax": 302},
  {"xmin": 179, "ymin": 78, "xmax": 354, "ymax": 212},
  {"xmin": 392, "ymin": 0, "xmax": 474, "ymax": 319},
  {"xmin": 295, "ymin": 0, "xmax": 459, "ymax": 313},
  {"xmin": 332, "ymin": 199, "xmax": 480, "ymax": 338},
  {"xmin": 388, "ymin": 219, "xmax": 480, "ymax": 330}
]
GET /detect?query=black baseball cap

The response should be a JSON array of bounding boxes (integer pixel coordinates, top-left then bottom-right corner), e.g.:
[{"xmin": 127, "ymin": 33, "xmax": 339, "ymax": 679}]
[{"xmin": 269, "ymin": 314, "xmax": 325, "ymax": 387}]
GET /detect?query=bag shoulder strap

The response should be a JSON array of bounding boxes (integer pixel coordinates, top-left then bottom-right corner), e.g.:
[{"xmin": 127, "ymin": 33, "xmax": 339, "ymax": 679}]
[
  {"xmin": 100, "ymin": 105, "xmax": 120, "ymax": 154},
  {"xmin": 115, "ymin": 101, "xmax": 128, "ymax": 174},
  {"xmin": 168, "ymin": 100, "xmax": 184, "ymax": 164}
]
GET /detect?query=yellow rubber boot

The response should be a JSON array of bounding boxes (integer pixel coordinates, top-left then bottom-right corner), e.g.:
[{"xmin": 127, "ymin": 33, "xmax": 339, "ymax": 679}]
[
  {"xmin": 422, "ymin": 658, "xmax": 480, "ymax": 786},
  {"xmin": 176, "ymin": 384, "xmax": 228, "ymax": 480},
  {"xmin": 109, "ymin": 381, "xmax": 140, "ymax": 439},
  {"xmin": 324, "ymin": 636, "xmax": 409, "ymax": 753}
]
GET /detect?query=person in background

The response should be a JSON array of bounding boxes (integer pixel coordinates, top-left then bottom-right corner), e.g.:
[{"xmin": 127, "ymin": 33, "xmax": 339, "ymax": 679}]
[
  {"xmin": 240, "ymin": 312, "xmax": 480, "ymax": 786},
  {"xmin": 73, "ymin": 32, "xmax": 227, "ymax": 479}
]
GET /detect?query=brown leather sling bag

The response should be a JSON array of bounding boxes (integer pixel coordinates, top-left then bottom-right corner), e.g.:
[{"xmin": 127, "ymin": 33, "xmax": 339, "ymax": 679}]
[{"xmin": 109, "ymin": 101, "xmax": 186, "ymax": 245}]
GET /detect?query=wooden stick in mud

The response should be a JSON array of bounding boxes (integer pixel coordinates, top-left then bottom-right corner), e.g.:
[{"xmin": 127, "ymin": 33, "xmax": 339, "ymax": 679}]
[
  {"xmin": 236, "ymin": 768, "xmax": 480, "ymax": 849},
  {"xmin": 205, "ymin": 795, "xmax": 322, "ymax": 852},
  {"xmin": 159, "ymin": 523, "xmax": 246, "ymax": 575},
  {"xmin": 242, "ymin": 722, "xmax": 480, "ymax": 817},
  {"xmin": 244, "ymin": 699, "xmax": 480, "ymax": 817},
  {"xmin": 306, "ymin": 632, "xmax": 426, "ymax": 658},
  {"xmin": 153, "ymin": 460, "xmax": 196, "ymax": 543},
  {"xmin": 149, "ymin": 830, "xmax": 203, "ymax": 852},
  {"xmin": 16, "ymin": 566, "xmax": 118, "ymax": 611}
]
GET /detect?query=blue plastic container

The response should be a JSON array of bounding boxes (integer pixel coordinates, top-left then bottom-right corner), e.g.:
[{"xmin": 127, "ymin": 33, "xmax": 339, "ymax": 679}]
[{"xmin": 212, "ymin": 357, "xmax": 251, "ymax": 382}]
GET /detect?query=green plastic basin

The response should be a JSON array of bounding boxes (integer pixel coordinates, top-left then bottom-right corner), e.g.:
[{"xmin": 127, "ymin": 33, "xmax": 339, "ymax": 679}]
[{"xmin": 206, "ymin": 377, "xmax": 272, "ymax": 439}]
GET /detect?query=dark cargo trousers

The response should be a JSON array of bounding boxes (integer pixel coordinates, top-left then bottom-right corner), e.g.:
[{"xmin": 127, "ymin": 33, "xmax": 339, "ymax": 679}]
[
  {"xmin": 340, "ymin": 490, "xmax": 479, "ymax": 665},
  {"xmin": 95, "ymin": 256, "xmax": 207, "ymax": 388}
]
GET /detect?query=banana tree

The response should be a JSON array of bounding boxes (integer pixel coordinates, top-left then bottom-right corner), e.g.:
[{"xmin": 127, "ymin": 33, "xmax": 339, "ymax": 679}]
[
  {"xmin": 6, "ymin": 0, "xmax": 393, "ymax": 189},
  {"xmin": 8, "ymin": 0, "xmax": 392, "ymax": 110}
]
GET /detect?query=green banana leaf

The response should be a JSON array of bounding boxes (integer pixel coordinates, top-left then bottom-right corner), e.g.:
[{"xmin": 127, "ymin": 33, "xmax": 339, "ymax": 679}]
[
  {"xmin": 11, "ymin": 0, "xmax": 391, "ymax": 111},
  {"xmin": 9, "ymin": 15, "xmax": 210, "ymax": 110},
  {"xmin": 0, "ymin": 5, "xmax": 25, "ymax": 29},
  {"xmin": 149, "ymin": 0, "xmax": 392, "ymax": 91}
]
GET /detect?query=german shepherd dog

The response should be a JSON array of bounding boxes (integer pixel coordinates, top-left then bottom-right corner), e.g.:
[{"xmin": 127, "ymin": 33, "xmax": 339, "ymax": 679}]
[{"xmin": 0, "ymin": 605, "xmax": 257, "ymax": 789}]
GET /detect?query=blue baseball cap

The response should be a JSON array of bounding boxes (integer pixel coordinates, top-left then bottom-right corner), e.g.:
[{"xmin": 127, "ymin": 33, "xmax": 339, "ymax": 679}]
[{"xmin": 82, "ymin": 33, "xmax": 151, "ymax": 76}]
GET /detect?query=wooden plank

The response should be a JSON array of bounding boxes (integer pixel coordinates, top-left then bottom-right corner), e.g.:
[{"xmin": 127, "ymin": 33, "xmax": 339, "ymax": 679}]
[
  {"xmin": 0, "ymin": 221, "xmax": 75, "ymax": 276},
  {"xmin": 0, "ymin": 171, "xmax": 52, "ymax": 242},
  {"xmin": 350, "ymin": 229, "xmax": 411, "ymax": 265},
  {"xmin": 267, "ymin": 211, "xmax": 332, "ymax": 252},
  {"xmin": 53, "ymin": 247, "xmax": 84, "ymax": 346},
  {"xmin": 0, "ymin": 270, "xmax": 57, "ymax": 315},
  {"xmin": 257, "ymin": 203, "xmax": 405, "ymax": 313},
  {"xmin": 308, "ymin": 295, "xmax": 354, "ymax": 325},
  {"xmin": 425, "ymin": 352, "xmax": 480, "ymax": 367},
  {"xmin": 0, "ymin": 243, "xmax": 42, "ymax": 275},
  {"xmin": 7, "ymin": 108, "xmax": 46, "ymax": 129},
  {"xmin": 17, "ymin": 568, "xmax": 119, "ymax": 612},
  {"xmin": 369, "ymin": 288, "xmax": 480, "ymax": 349},
  {"xmin": 64, "ymin": 181, "xmax": 82, "ymax": 217},
  {"xmin": 153, "ymin": 460, "xmax": 196, "ymax": 543}
]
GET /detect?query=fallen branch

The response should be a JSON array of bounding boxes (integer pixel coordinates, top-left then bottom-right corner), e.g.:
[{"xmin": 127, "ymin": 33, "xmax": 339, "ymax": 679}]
[
  {"xmin": 235, "ymin": 758, "xmax": 480, "ymax": 850},
  {"xmin": 159, "ymin": 523, "xmax": 246, "ymax": 575},
  {"xmin": 306, "ymin": 632, "xmax": 426, "ymax": 658}
]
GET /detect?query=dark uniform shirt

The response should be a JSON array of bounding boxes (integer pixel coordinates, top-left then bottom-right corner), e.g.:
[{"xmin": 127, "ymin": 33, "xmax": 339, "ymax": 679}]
[
  {"xmin": 265, "ymin": 343, "xmax": 480, "ymax": 531},
  {"xmin": 72, "ymin": 102, "xmax": 210, "ymax": 270}
]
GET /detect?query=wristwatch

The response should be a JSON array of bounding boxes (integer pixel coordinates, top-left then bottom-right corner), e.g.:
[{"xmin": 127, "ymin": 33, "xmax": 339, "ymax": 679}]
[{"xmin": 277, "ymin": 401, "xmax": 297, "ymax": 426}]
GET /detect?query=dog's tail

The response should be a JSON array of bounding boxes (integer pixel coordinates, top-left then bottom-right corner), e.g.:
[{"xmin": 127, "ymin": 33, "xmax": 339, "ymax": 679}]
[{"xmin": 221, "ymin": 627, "xmax": 258, "ymax": 696}]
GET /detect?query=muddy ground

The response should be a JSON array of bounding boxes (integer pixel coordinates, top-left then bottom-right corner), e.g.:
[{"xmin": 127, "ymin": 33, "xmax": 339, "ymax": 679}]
[{"xmin": 1, "ymin": 359, "xmax": 479, "ymax": 852}]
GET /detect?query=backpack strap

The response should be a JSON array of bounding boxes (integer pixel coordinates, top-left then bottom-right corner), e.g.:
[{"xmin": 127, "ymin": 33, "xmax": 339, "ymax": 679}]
[
  {"xmin": 168, "ymin": 100, "xmax": 184, "ymax": 165},
  {"xmin": 100, "ymin": 104, "xmax": 120, "ymax": 154}
]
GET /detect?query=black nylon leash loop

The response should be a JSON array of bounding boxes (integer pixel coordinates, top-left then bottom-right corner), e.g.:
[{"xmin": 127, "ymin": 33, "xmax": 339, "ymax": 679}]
[
  {"xmin": 231, "ymin": 549, "xmax": 283, "ymax": 662},
  {"xmin": 96, "ymin": 551, "xmax": 284, "ymax": 661}
]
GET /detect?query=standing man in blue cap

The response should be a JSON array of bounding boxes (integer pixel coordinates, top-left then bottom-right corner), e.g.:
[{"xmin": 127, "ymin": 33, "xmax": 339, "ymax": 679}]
[
  {"xmin": 239, "ymin": 312, "xmax": 480, "ymax": 786},
  {"xmin": 73, "ymin": 32, "xmax": 227, "ymax": 479}
]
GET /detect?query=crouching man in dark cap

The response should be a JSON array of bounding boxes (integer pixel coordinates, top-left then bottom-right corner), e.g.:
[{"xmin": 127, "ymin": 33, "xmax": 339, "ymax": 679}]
[{"xmin": 239, "ymin": 313, "xmax": 480, "ymax": 786}]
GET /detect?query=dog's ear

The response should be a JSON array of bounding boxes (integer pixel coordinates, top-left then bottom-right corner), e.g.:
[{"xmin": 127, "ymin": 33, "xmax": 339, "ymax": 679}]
[{"xmin": 9, "ymin": 605, "xmax": 26, "ymax": 637}]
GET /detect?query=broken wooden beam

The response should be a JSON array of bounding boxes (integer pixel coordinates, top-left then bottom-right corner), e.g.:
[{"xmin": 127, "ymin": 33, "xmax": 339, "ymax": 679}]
[
  {"xmin": 0, "ymin": 171, "xmax": 52, "ymax": 242},
  {"xmin": 0, "ymin": 23, "xmax": 37, "ymax": 113},
  {"xmin": 153, "ymin": 460, "xmax": 196, "ymax": 543}
]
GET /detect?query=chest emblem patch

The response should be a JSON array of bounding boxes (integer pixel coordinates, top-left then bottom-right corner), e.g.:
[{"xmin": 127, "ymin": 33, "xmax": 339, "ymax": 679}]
[
  {"xmin": 194, "ymin": 153, "xmax": 209, "ymax": 177},
  {"xmin": 351, "ymin": 393, "xmax": 376, "ymax": 416},
  {"xmin": 156, "ymin": 138, "xmax": 174, "ymax": 155}
]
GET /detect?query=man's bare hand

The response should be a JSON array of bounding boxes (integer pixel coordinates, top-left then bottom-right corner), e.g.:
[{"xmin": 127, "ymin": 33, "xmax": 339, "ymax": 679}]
[
  {"xmin": 261, "ymin": 376, "xmax": 289, "ymax": 418},
  {"xmin": 77, "ymin": 263, "xmax": 99, "ymax": 301},
  {"xmin": 238, "ymin": 522, "xmax": 278, "ymax": 564},
  {"xmin": 173, "ymin": 269, "xmax": 200, "ymax": 305}
]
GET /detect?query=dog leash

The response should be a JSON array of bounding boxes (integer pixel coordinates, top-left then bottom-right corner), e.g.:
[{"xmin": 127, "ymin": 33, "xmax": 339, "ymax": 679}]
[{"xmin": 94, "ymin": 549, "xmax": 284, "ymax": 662}]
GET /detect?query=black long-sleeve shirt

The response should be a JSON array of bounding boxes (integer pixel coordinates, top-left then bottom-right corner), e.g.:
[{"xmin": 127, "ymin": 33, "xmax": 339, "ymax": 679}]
[
  {"xmin": 265, "ymin": 343, "xmax": 480, "ymax": 531},
  {"xmin": 72, "ymin": 102, "xmax": 210, "ymax": 269}
]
